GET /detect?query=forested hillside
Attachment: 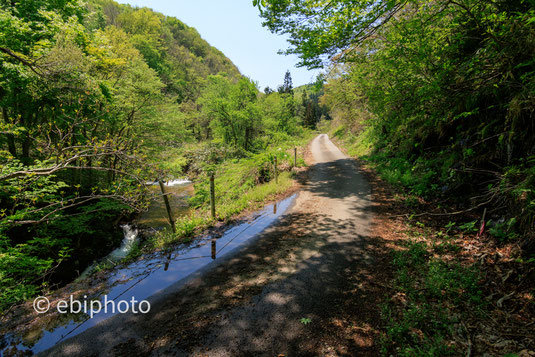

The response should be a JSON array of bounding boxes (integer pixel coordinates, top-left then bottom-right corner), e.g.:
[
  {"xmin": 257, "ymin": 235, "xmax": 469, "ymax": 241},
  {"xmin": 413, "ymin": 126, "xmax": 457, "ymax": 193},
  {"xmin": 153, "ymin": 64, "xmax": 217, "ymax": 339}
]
[{"xmin": 0, "ymin": 0, "xmax": 318, "ymax": 311}]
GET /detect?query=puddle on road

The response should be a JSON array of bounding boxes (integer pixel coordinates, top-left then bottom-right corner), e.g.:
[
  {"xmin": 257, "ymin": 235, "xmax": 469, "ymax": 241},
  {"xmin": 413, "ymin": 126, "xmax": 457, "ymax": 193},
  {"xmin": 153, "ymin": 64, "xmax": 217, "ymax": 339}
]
[{"xmin": 1, "ymin": 194, "xmax": 296, "ymax": 355}]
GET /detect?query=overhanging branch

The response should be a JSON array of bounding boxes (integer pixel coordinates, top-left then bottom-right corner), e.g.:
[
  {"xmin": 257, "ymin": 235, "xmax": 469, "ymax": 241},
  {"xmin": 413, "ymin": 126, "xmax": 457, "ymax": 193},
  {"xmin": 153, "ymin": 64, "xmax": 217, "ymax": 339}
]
[{"xmin": 0, "ymin": 47, "xmax": 42, "ymax": 76}]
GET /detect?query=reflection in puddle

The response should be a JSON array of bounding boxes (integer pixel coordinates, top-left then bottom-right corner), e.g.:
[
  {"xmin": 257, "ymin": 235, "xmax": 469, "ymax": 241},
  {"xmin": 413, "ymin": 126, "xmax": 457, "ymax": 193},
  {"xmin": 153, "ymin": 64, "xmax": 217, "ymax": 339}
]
[
  {"xmin": 211, "ymin": 239, "xmax": 217, "ymax": 260},
  {"xmin": 1, "ymin": 194, "xmax": 296, "ymax": 355}
]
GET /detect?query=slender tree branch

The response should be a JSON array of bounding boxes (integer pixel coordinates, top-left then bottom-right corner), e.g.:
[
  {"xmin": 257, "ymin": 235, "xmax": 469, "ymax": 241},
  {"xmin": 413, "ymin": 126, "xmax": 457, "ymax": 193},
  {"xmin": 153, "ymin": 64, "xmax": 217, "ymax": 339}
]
[{"xmin": 0, "ymin": 47, "xmax": 42, "ymax": 75}]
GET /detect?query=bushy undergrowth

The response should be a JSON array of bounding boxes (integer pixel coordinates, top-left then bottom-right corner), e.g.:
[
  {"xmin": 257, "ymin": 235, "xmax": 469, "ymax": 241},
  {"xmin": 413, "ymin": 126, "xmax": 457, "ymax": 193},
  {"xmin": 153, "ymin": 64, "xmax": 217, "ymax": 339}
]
[
  {"xmin": 319, "ymin": 0, "xmax": 535, "ymax": 253},
  {"xmin": 329, "ymin": 124, "xmax": 534, "ymax": 355},
  {"xmin": 381, "ymin": 234, "xmax": 484, "ymax": 356}
]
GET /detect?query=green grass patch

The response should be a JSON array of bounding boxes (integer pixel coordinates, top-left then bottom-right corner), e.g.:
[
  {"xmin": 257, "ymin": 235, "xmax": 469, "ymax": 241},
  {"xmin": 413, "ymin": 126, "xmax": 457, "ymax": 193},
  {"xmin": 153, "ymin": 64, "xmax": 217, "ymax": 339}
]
[
  {"xmin": 142, "ymin": 132, "xmax": 314, "ymax": 251},
  {"xmin": 329, "ymin": 124, "xmax": 373, "ymax": 157},
  {"xmin": 145, "ymin": 171, "xmax": 294, "ymax": 251}
]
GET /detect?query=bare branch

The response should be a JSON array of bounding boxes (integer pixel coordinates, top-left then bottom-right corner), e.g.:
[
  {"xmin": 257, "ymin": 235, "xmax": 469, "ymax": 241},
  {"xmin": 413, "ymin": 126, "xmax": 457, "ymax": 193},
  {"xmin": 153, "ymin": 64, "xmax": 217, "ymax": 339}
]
[
  {"xmin": 0, "ymin": 47, "xmax": 42, "ymax": 76},
  {"xmin": 8, "ymin": 194, "xmax": 140, "ymax": 225}
]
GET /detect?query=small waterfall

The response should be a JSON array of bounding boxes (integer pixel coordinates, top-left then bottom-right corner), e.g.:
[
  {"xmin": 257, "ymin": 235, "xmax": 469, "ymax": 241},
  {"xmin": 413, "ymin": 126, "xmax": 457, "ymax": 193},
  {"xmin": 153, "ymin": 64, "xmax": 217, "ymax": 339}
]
[
  {"xmin": 78, "ymin": 224, "xmax": 139, "ymax": 280},
  {"xmin": 145, "ymin": 178, "xmax": 191, "ymax": 187},
  {"xmin": 166, "ymin": 178, "xmax": 192, "ymax": 186},
  {"xmin": 109, "ymin": 224, "xmax": 139, "ymax": 260}
]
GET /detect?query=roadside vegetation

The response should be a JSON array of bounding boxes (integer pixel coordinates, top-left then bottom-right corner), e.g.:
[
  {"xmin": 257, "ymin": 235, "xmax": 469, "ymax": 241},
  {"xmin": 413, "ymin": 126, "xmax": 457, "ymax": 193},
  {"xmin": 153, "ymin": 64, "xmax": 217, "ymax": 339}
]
[
  {"xmin": 361, "ymin": 170, "xmax": 535, "ymax": 356},
  {"xmin": 380, "ymin": 220, "xmax": 486, "ymax": 356},
  {"xmin": 145, "ymin": 135, "xmax": 312, "ymax": 251},
  {"xmin": 260, "ymin": 0, "xmax": 534, "ymax": 239},
  {"xmin": 2, "ymin": 0, "xmax": 533, "ymax": 354},
  {"xmin": 258, "ymin": 0, "xmax": 534, "ymax": 354}
]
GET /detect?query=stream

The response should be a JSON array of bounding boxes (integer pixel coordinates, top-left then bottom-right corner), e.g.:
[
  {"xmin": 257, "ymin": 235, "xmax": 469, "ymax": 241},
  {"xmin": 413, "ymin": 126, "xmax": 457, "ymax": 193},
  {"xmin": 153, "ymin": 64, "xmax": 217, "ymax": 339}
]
[
  {"xmin": 78, "ymin": 179, "xmax": 194, "ymax": 280},
  {"xmin": 0, "ymin": 189, "xmax": 297, "ymax": 355},
  {"xmin": 137, "ymin": 179, "xmax": 194, "ymax": 228}
]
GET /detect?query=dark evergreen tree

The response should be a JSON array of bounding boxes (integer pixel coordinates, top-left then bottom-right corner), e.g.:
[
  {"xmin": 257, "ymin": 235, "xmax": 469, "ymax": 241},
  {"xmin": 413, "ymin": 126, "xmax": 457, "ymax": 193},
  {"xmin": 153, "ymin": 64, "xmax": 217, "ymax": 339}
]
[{"xmin": 278, "ymin": 70, "xmax": 294, "ymax": 95}]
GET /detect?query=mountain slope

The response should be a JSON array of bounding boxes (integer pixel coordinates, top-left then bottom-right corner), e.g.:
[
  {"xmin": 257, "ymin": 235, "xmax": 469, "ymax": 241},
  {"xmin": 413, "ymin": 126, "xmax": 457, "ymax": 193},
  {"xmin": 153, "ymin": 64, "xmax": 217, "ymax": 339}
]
[{"xmin": 88, "ymin": 0, "xmax": 241, "ymax": 102}]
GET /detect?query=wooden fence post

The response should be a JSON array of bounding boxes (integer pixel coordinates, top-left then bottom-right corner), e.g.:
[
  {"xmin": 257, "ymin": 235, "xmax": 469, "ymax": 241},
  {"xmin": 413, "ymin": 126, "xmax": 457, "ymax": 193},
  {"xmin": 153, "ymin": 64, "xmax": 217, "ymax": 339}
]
[
  {"xmin": 158, "ymin": 179, "xmax": 176, "ymax": 234},
  {"xmin": 294, "ymin": 147, "xmax": 297, "ymax": 168},
  {"xmin": 210, "ymin": 173, "xmax": 216, "ymax": 219},
  {"xmin": 274, "ymin": 157, "xmax": 278, "ymax": 184}
]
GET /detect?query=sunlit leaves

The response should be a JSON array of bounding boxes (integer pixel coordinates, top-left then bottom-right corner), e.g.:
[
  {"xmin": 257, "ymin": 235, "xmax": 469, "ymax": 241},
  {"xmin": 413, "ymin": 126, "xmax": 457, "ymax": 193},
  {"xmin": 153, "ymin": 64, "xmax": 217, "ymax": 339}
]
[
  {"xmin": 256, "ymin": 0, "xmax": 406, "ymax": 68},
  {"xmin": 199, "ymin": 75, "xmax": 261, "ymax": 151}
]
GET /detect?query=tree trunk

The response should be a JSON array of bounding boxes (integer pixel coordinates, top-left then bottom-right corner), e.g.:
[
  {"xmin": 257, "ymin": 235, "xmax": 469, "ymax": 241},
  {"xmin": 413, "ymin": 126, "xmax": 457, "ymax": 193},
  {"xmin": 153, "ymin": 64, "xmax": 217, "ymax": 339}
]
[
  {"xmin": 20, "ymin": 112, "xmax": 33, "ymax": 162},
  {"xmin": 2, "ymin": 107, "xmax": 17, "ymax": 157},
  {"xmin": 21, "ymin": 132, "xmax": 30, "ymax": 162}
]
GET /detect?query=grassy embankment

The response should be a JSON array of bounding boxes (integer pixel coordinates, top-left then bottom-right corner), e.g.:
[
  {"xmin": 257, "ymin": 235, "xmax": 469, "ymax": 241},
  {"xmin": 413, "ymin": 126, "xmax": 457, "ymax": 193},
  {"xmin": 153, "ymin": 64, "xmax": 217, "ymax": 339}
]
[
  {"xmin": 322, "ymin": 121, "xmax": 534, "ymax": 356},
  {"xmin": 134, "ymin": 132, "xmax": 315, "ymax": 254}
]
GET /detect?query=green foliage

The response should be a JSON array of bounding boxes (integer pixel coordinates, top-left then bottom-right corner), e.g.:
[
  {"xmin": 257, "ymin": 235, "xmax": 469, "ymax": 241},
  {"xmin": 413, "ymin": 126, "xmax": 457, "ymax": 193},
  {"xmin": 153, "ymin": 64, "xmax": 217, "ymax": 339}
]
[
  {"xmin": 444, "ymin": 222, "xmax": 456, "ymax": 233},
  {"xmin": 260, "ymin": 90, "xmax": 300, "ymax": 136},
  {"xmin": 125, "ymin": 240, "xmax": 142, "ymax": 261},
  {"xmin": 0, "ymin": 0, "xmax": 246, "ymax": 312},
  {"xmin": 278, "ymin": 70, "xmax": 294, "ymax": 95},
  {"xmin": 199, "ymin": 74, "xmax": 261, "ymax": 151},
  {"xmin": 255, "ymin": 0, "xmax": 401, "ymax": 68},
  {"xmin": 148, "ymin": 215, "xmax": 210, "ymax": 249},
  {"xmin": 383, "ymin": 239, "xmax": 484, "ymax": 355},
  {"xmin": 300, "ymin": 317, "xmax": 312, "ymax": 325},
  {"xmin": 0, "ymin": 0, "xmax": 319, "ymax": 313},
  {"xmin": 145, "ymin": 133, "xmax": 313, "ymax": 250},
  {"xmin": 287, "ymin": 0, "xmax": 535, "ymax": 241},
  {"xmin": 0, "ymin": 242, "xmax": 55, "ymax": 311},
  {"xmin": 488, "ymin": 218, "xmax": 518, "ymax": 241},
  {"xmin": 186, "ymin": 132, "xmax": 311, "ymax": 222},
  {"xmin": 0, "ymin": 0, "xmax": 155, "ymax": 310},
  {"xmin": 294, "ymin": 82, "xmax": 330, "ymax": 129},
  {"xmin": 458, "ymin": 221, "xmax": 478, "ymax": 233},
  {"xmin": 329, "ymin": 124, "xmax": 373, "ymax": 158},
  {"xmin": 189, "ymin": 150, "xmax": 292, "ymax": 211}
]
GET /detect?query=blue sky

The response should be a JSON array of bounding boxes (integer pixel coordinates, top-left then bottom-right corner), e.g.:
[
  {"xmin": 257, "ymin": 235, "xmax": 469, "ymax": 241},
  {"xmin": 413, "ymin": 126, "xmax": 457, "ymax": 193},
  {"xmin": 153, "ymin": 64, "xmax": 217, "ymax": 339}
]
[{"xmin": 115, "ymin": 0, "xmax": 320, "ymax": 90}]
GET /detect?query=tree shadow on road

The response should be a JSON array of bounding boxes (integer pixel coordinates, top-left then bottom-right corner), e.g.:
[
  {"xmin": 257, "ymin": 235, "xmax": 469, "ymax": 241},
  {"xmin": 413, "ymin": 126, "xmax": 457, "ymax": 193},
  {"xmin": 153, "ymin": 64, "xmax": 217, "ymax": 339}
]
[{"xmin": 100, "ymin": 208, "xmax": 405, "ymax": 356}]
